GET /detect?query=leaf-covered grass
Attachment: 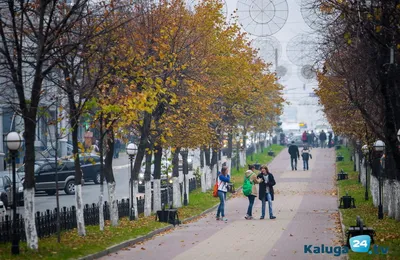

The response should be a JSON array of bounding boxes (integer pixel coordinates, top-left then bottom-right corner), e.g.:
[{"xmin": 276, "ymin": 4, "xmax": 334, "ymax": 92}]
[
  {"xmin": 0, "ymin": 145, "xmax": 285, "ymax": 260},
  {"xmin": 336, "ymin": 147, "xmax": 400, "ymax": 259},
  {"xmin": 0, "ymin": 217, "xmax": 167, "ymax": 260},
  {"xmin": 230, "ymin": 144, "xmax": 285, "ymax": 187}
]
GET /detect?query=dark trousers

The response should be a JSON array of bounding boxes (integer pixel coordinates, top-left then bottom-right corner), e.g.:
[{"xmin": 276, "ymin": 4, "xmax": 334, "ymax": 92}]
[
  {"xmin": 247, "ymin": 195, "xmax": 256, "ymax": 216},
  {"xmin": 303, "ymin": 159, "xmax": 309, "ymax": 170},
  {"xmin": 291, "ymin": 157, "xmax": 298, "ymax": 170}
]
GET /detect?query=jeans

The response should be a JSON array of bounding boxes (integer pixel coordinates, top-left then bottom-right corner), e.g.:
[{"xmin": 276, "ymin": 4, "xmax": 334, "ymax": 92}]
[
  {"xmin": 303, "ymin": 160, "xmax": 309, "ymax": 170},
  {"xmin": 217, "ymin": 191, "xmax": 226, "ymax": 217},
  {"xmin": 261, "ymin": 193, "xmax": 273, "ymax": 218},
  {"xmin": 291, "ymin": 157, "xmax": 298, "ymax": 170},
  {"xmin": 247, "ymin": 195, "xmax": 256, "ymax": 216}
]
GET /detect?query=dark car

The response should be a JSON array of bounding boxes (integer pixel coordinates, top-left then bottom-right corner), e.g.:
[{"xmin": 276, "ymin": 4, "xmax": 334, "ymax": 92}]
[
  {"xmin": 138, "ymin": 174, "xmax": 169, "ymax": 193},
  {"xmin": 66, "ymin": 154, "xmax": 101, "ymax": 184},
  {"xmin": 0, "ymin": 172, "xmax": 24, "ymax": 209},
  {"xmin": 19, "ymin": 160, "xmax": 77, "ymax": 195},
  {"xmin": 287, "ymin": 134, "xmax": 305, "ymax": 148}
]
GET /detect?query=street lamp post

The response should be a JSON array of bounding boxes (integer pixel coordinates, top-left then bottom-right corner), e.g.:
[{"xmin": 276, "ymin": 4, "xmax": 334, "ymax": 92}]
[
  {"xmin": 5, "ymin": 132, "xmax": 23, "ymax": 255},
  {"xmin": 362, "ymin": 145, "xmax": 369, "ymax": 201},
  {"xmin": 236, "ymin": 135, "xmax": 240, "ymax": 172},
  {"xmin": 181, "ymin": 148, "xmax": 188, "ymax": 206},
  {"xmin": 373, "ymin": 140, "xmax": 385, "ymax": 220},
  {"xmin": 356, "ymin": 140, "xmax": 361, "ymax": 183},
  {"xmin": 126, "ymin": 143, "xmax": 137, "ymax": 221}
]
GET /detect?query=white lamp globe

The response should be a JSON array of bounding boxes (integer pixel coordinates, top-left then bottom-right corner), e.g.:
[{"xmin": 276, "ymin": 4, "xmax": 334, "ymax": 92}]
[
  {"xmin": 373, "ymin": 140, "xmax": 385, "ymax": 152},
  {"xmin": 6, "ymin": 132, "xmax": 23, "ymax": 151},
  {"xmin": 126, "ymin": 143, "xmax": 137, "ymax": 156}
]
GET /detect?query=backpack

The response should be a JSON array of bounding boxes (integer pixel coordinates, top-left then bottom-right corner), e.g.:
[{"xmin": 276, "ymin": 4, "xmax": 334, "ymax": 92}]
[
  {"xmin": 213, "ymin": 176, "xmax": 219, "ymax": 197},
  {"xmin": 242, "ymin": 173, "xmax": 254, "ymax": 196}
]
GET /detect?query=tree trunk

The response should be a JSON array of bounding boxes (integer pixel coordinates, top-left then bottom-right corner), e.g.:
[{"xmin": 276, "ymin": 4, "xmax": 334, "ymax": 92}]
[
  {"xmin": 69, "ymin": 99, "xmax": 86, "ymax": 236},
  {"xmin": 23, "ymin": 118, "xmax": 39, "ymax": 250},
  {"xmin": 203, "ymin": 147, "xmax": 212, "ymax": 189},
  {"xmin": 99, "ymin": 114, "xmax": 105, "ymax": 231},
  {"xmin": 172, "ymin": 148, "xmax": 181, "ymax": 208},
  {"xmin": 200, "ymin": 149, "xmax": 206, "ymax": 192},
  {"xmin": 153, "ymin": 145, "xmax": 162, "ymax": 212},
  {"xmin": 210, "ymin": 148, "xmax": 217, "ymax": 183},
  {"xmin": 144, "ymin": 147, "xmax": 153, "ymax": 216},
  {"xmin": 104, "ymin": 130, "xmax": 118, "ymax": 226}
]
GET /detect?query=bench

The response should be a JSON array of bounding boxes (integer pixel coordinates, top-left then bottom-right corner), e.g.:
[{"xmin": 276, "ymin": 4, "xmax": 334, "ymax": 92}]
[
  {"xmin": 345, "ymin": 216, "xmax": 375, "ymax": 247},
  {"xmin": 339, "ymin": 195, "xmax": 356, "ymax": 208},
  {"xmin": 155, "ymin": 208, "xmax": 180, "ymax": 226},
  {"xmin": 337, "ymin": 169, "xmax": 348, "ymax": 180}
]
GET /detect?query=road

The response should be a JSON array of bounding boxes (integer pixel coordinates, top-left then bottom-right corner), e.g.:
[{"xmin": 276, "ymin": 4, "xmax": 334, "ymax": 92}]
[{"xmin": 10, "ymin": 153, "xmax": 193, "ymax": 213}]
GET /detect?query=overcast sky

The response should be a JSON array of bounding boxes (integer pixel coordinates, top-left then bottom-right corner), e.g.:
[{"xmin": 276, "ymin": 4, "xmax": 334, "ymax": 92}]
[{"xmin": 217, "ymin": 0, "xmax": 328, "ymax": 128}]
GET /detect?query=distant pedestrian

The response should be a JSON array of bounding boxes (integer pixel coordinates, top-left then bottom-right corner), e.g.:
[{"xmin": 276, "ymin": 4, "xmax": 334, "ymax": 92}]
[
  {"xmin": 328, "ymin": 132, "xmax": 333, "ymax": 148},
  {"xmin": 307, "ymin": 131, "xmax": 313, "ymax": 148},
  {"xmin": 216, "ymin": 166, "xmax": 230, "ymax": 222},
  {"xmin": 114, "ymin": 139, "xmax": 121, "ymax": 158},
  {"xmin": 310, "ymin": 130, "xmax": 316, "ymax": 147},
  {"xmin": 301, "ymin": 146, "xmax": 312, "ymax": 170},
  {"xmin": 319, "ymin": 130, "xmax": 327, "ymax": 148},
  {"xmin": 257, "ymin": 165, "xmax": 276, "ymax": 220},
  {"xmin": 288, "ymin": 141, "xmax": 300, "ymax": 171},
  {"xmin": 301, "ymin": 131, "xmax": 308, "ymax": 145},
  {"xmin": 243, "ymin": 165, "xmax": 261, "ymax": 220}
]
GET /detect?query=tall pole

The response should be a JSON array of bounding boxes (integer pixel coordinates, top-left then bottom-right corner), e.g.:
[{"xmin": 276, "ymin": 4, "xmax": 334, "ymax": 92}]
[
  {"xmin": 378, "ymin": 156, "xmax": 384, "ymax": 219},
  {"xmin": 236, "ymin": 136, "xmax": 239, "ymax": 172},
  {"xmin": 11, "ymin": 150, "xmax": 19, "ymax": 255},
  {"xmin": 54, "ymin": 97, "xmax": 61, "ymax": 243},
  {"xmin": 365, "ymin": 158, "xmax": 369, "ymax": 200},
  {"xmin": 129, "ymin": 155, "xmax": 134, "ymax": 220},
  {"xmin": 358, "ymin": 148, "xmax": 361, "ymax": 183}
]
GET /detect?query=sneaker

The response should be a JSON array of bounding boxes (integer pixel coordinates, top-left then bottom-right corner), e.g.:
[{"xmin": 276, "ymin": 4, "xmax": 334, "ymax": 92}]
[
  {"xmin": 260, "ymin": 216, "xmax": 265, "ymax": 220},
  {"xmin": 216, "ymin": 216, "xmax": 220, "ymax": 221},
  {"xmin": 221, "ymin": 217, "xmax": 228, "ymax": 222},
  {"xmin": 245, "ymin": 215, "xmax": 253, "ymax": 220},
  {"xmin": 270, "ymin": 216, "xmax": 276, "ymax": 219}
]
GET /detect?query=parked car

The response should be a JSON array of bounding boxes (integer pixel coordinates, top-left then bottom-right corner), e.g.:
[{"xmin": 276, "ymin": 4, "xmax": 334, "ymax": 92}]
[
  {"xmin": 18, "ymin": 160, "xmax": 77, "ymax": 195},
  {"xmin": 0, "ymin": 172, "xmax": 24, "ymax": 208},
  {"xmin": 0, "ymin": 200, "xmax": 5, "ymax": 217},
  {"xmin": 65, "ymin": 154, "xmax": 101, "ymax": 184},
  {"xmin": 138, "ymin": 172, "xmax": 169, "ymax": 193},
  {"xmin": 287, "ymin": 134, "xmax": 305, "ymax": 148}
]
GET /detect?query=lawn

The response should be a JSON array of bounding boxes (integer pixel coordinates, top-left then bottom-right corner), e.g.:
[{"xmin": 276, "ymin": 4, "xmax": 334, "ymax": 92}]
[
  {"xmin": 230, "ymin": 144, "xmax": 285, "ymax": 187},
  {"xmin": 336, "ymin": 147, "xmax": 400, "ymax": 259},
  {"xmin": 0, "ymin": 145, "xmax": 284, "ymax": 260}
]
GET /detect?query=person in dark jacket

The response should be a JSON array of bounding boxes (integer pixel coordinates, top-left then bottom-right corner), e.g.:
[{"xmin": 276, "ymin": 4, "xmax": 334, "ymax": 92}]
[
  {"xmin": 319, "ymin": 130, "xmax": 327, "ymax": 148},
  {"xmin": 288, "ymin": 141, "xmax": 300, "ymax": 170},
  {"xmin": 328, "ymin": 132, "xmax": 333, "ymax": 148},
  {"xmin": 257, "ymin": 165, "xmax": 276, "ymax": 219},
  {"xmin": 301, "ymin": 146, "xmax": 312, "ymax": 170}
]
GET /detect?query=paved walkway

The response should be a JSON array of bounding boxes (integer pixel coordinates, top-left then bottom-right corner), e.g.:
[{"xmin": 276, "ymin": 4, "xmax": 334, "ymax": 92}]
[{"xmin": 101, "ymin": 148, "xmax": 343, "ymax": 260}]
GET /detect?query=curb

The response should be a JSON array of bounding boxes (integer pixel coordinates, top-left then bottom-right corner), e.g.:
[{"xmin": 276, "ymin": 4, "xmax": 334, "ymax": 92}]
[
  {"xmin": 79, "ymin": 189, "xmax": 241, "ymax": 260},
  {"xmin": 79, "ymin": 225, "xmax": 175, "ymax": 260},
  {"xmin": 336, "ymin": 164, "xmax": 349, "ymax": 260}
]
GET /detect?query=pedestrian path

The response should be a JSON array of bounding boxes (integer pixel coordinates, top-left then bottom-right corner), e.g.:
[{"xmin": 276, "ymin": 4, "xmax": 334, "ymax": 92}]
[{"xmin": 101, "ymin": 148, "xmax": 343, "ymax": 260}]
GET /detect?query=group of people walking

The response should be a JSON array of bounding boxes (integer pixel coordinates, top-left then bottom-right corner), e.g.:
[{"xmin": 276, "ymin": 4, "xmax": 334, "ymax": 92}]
[
  {"xmin": 288, "ymin": 141, "xmax": 313, "ymax": 171},
  {"xmin": 215, "ymin": 164, "xmax": 276, "ymax": 222},
  {"xmin": 301, "ymin": 130, "xmax": 334, "ymax": 148}
]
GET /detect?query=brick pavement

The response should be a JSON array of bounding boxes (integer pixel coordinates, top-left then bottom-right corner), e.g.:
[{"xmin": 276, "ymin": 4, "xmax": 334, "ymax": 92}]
[{"xmin": 100, "ymin": 147, "xmax": 344, "ymax": 260}]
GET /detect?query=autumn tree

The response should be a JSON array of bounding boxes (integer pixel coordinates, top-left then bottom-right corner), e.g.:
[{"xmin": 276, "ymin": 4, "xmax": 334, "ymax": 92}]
[{"xmin": 0, "ymin": 0, "xmax": 126, "ymax": 249}]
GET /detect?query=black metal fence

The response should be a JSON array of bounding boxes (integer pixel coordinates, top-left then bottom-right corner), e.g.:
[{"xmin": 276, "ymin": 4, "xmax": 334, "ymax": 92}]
[{"xmin": 0, "ymin": 178, "xmax": 197, "ymax": 243}]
